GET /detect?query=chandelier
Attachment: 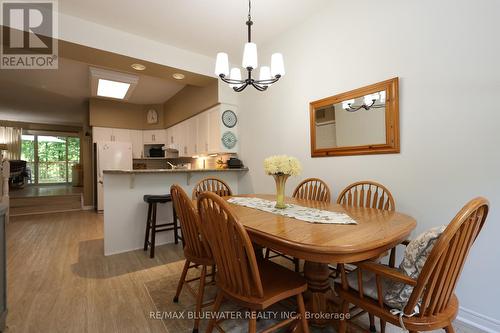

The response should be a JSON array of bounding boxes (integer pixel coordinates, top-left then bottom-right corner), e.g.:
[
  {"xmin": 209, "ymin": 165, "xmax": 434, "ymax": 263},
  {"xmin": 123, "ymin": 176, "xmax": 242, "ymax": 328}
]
[
  {"xmin": 214, "ymin": 0, "xmax": 285, "ymax": 92},
  {"xmin": 342, "ymin": 91, "xmax": 386, "ymax": 112}
]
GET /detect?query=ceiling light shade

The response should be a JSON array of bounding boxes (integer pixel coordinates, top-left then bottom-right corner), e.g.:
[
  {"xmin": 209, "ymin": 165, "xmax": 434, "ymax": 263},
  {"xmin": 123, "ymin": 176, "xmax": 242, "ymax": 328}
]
[
  {"xmin": 259, "ymin": 66, "xmax": 271, "ymax": 81},
  {"xmin": 364, "ymin": 94, "xmax": 375, "ymax": 106},
  {"xmin": 242, "ymin": 42, "xmax": 258, "ymax": 69},
  {"xmin": 342, "ymin": 99, "xmax": 355, "ymax": 110},
  {"xmin": 379, "ymin": 91, "xmax": 386, "ymax": 104},
  {"xmin": 89, "ymin": 67, "xmax": 138, "ymax": 101},
  {"xmin": 172, "ymin": 73, "xmax": 185, "ymax": 80},
  {"xmin": 229, "ymin": 68, "xmax": 242, "ymax": 88},
  {"xmin": 271, "ymin": 53, "xmax": 285, "ymax": 77},
  {"xmin": 131, "ymin": 63, "xmax": 146, "ymax": 71},
  {"xmin": 97, "ymin": 79, "xmax": 131, "ymax": 99},
  {"xmin": 215, "ymin": 52, "xmax": 229, "ymax": 76}
]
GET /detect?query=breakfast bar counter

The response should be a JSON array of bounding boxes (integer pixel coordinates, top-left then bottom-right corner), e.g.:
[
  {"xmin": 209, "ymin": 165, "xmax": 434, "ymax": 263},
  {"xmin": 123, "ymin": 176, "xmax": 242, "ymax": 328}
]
[{"xmin": 102, "ymin": 168, "xmax": 248, "ymax": 255}]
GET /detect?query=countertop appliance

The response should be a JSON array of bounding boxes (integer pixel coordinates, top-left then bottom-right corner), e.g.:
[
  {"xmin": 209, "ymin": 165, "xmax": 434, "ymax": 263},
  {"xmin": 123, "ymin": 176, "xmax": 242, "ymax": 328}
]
[
  {"xmin": 95, "ymin": 142, "xmax": 133, "ymax": 211},
  {"xmin": 227, "ymin": 157, "xmax": 244, "ymax": 169}
]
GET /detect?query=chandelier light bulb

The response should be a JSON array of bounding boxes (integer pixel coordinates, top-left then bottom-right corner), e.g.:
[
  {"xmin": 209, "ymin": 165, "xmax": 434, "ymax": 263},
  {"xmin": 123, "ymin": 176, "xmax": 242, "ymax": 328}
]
[
  {"xmin": 242, "ymin": 42, "xmax": 258, "ymax": 69},
  {"xmin": 215, "ymin": 52, "xmax": 229, "ymax": 76},
  {"xmin": 229, "ymin": 68, "xmax": 242, "ymax": 88},
  {"xmin": 259, "ymin": 66, "xmax": 271, "ymax": 82},
  {"xmin": 271, "ymin": 53, "xmax": 285, "ymax": 77},
  {"xmin": 379, "ymin": 91, "xmax": 386, "ymax": 104}
]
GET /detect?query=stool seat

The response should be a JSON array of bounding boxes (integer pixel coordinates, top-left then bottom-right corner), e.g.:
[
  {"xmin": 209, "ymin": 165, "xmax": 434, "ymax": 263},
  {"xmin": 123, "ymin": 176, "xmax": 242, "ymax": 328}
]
[{"xmin": 143, "ymin": 194, "xmax": 172, "ymax": 204}]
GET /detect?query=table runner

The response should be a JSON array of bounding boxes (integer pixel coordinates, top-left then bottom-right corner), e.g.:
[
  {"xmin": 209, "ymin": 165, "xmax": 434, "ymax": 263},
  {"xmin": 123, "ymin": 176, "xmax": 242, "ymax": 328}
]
[{"xmin": 227, "ymin": 197, "xmax": 357, "ymax": 225}]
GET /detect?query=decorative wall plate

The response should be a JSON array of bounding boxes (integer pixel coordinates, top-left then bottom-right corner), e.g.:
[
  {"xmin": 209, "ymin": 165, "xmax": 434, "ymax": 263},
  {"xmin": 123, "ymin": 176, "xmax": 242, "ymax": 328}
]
[
  {"xmin": 222, "ymin": 110, "xmax": 237, "ymax": 128},
  {"xmin": 221, "ymin": 131, "xmax": 237, "ymax": 149}
]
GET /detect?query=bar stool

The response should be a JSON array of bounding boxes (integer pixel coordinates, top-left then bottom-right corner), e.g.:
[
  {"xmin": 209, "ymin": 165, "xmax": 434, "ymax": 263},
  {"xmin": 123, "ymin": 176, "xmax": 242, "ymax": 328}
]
[{"xmin": 143, "ymin": 194, "xmax": 181, "ymax": 258}]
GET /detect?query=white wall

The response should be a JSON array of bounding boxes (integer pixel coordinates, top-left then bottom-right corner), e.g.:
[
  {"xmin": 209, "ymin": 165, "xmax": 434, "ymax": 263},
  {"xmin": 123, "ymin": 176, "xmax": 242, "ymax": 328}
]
[{"xmin": 237, "ymin": 0, "xmax": 500, "ymax": 330}]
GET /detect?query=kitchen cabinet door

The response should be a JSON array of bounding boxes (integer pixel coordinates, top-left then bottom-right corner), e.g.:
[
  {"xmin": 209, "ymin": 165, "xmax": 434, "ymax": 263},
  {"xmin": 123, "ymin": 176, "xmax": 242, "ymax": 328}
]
[
  {"xmin": 185, "ymin": 118, "xmax": 197, "ymax": 157},
  {"xmin": 93, "ymin": 127, "xmax": 113, "ymax": 143},
  {"xmin": 112, "ymin": 128, "xmax": 131, "ymax": 143},
  {"xmin": 207, "ymin": 108, "xmax": 221, "ymax": 153},
  {"xmin": 130, "ymin": 130, "xmax": 143, "ymax": 159},
  {"xmin": 143, "ymin": 130, "xmax": 166, "ymax": 144},
  {"xmin": 197, "ymin": 112, "xmax": 209, "ymax": 155}
]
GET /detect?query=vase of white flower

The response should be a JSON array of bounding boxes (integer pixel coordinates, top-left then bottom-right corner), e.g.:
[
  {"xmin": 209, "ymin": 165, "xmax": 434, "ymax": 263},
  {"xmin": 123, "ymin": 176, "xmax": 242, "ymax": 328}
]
[{"xmin": 264, "ymin": 155, "xmax": 302, "ymax": 209}]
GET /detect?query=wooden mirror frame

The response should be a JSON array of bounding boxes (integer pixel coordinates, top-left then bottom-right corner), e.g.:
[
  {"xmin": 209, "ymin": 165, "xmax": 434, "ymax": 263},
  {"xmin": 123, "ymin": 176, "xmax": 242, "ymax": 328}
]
[{"xmin": 310, "ymin": 77, "xmax": 399, "ymax": 157}]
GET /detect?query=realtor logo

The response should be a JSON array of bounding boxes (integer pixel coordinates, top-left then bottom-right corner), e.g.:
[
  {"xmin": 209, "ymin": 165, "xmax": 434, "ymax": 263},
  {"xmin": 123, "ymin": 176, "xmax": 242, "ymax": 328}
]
[{"xmin": 1, "ymin": 0, "xmax": 58, "ymax": 69}]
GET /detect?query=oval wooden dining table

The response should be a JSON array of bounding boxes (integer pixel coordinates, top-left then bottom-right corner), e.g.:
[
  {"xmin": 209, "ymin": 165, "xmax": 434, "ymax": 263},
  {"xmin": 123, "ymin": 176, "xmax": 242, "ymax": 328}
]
[{"xmin": 224, "ymin": 194, "xmax": 417, "ymax": 327}]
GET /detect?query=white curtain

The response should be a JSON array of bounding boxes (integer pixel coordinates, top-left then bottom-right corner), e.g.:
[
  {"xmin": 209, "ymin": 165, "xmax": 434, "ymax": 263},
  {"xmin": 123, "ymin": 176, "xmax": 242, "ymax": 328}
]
[{"xmin": 0, "ymin": 126, "xmax": 22, "ymax": 160}]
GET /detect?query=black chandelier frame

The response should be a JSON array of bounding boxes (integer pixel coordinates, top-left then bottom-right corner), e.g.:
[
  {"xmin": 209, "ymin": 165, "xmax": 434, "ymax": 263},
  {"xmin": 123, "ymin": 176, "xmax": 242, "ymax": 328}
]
[{"xmin": 218, "ymin": 1, "xmax": 281, "ymax": 92}]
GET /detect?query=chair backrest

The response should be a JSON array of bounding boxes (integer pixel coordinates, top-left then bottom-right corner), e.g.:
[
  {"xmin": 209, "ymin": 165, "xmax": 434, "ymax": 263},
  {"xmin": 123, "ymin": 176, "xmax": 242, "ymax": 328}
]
[
  {"xmin": 197, "ymin": 192, "xmax": 264, "ymax": 299},
  {"xmin": 192, "ymin": 177, "xmax": 233, "ymax": 200},
  {"xmin": 405, "ymin": 197, "xmax": 489, "ymax": 317},
  {"xmin": 292, "ymin": 178, "xmax": 331, "ymax": 202},
  {"xmin": 170, "ymin": 184, "xmax": 210, "ymax": 259},
  {"xmin": 337, "ymin": 181, "xmax": 395, "ymax": 211}
]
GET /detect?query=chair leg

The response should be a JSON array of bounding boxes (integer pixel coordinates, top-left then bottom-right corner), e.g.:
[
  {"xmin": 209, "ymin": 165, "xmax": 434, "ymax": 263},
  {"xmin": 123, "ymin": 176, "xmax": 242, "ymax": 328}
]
[
  {"xmin": 206, "ymin": 291, "xmax": 224, "ymax": 333},
  {"xmin": 210, "ymin": 265, "xmax": 216, "ymax": 283},
  {"xmin": 193, "ymin": 265, "xmax": 207, "ymax": 333},
  {"xmin": 143, "ymin": 203, "xmax": 152, "ymax": 251},
  {"xmin": 444, "ymin": 325, "xmax": 455, "ymax": 333},
  {"xmin": 296, "ymin": 293, "xmax": 310, "ymax": 333},
  {"xmin": 248, "ymin": 310, "xmax": 257, "ymax": 333},
  {"xmin": 294, "ymin": 258, "xmax": 300, "ymax": 272},
  {"xmin": 150, "ymin": 203, "xmax": 157, "ymax": 258},
  {"xmin": 338, "ymin": 299, "xmax": 349, "ymax": 333},
  {"xmin": 380, "ymin": 319, "xmax": 386, "ymax": 333},
  {"xmin": 369, "ymin": 313, "xmax": 376, "ymax": 332},
  {"xmin": 173, "ymin": 260, "xmax": 190, "ymax": 303}
]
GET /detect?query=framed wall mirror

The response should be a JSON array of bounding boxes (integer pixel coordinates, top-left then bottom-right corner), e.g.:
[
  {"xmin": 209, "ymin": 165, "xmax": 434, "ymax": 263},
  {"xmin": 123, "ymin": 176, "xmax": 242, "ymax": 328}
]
[{"xmin": 310, "ymin": 77, "xmax": 399, "ymax": 157}]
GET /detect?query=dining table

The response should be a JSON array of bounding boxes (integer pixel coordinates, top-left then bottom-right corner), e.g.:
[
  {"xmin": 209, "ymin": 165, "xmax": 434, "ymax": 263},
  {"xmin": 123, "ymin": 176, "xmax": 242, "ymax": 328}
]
[{"xmin": 225, "ymin": 194, "xmax": 417, "ymax": 328}]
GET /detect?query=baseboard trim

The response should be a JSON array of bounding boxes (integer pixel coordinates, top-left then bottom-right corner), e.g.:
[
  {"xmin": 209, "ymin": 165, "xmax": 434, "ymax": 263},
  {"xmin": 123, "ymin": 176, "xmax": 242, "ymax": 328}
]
[
  {"xmin": 457, "ymin": 306, "xmax": 500, "ymax": 333},
  {"xmin": 82, "ymin": 205, "xmax": 94, "ymax": 211}
]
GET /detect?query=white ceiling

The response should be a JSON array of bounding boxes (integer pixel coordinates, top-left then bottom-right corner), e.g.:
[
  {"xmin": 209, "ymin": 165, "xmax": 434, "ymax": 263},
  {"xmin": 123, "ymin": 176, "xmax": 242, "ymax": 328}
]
[
  {"xmin": 59, "ymin": 0, "xmax": 330, "ymax": 60},
  {"xmin": 0, "ymin": 57, "xmax": 185, "ymax": 126}
]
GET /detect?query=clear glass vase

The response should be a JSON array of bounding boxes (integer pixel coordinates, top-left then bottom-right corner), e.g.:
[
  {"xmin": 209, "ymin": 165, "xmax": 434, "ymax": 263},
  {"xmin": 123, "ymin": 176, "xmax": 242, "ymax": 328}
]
[{"xmin": 273, "ymin": 174, "xmax": 290, "ymax": 209}]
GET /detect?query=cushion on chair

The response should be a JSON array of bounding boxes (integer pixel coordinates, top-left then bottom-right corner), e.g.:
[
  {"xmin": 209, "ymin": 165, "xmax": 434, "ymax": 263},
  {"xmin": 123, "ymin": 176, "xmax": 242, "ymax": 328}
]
[
  {"xmin": 384, "ymin": 225, "xmax": 446, "ymax": 310},
  {"xmin": 336, "ymin": 225, "xmax": 446, "ymax": 311},
  {"xmin": 143, "ymin": 194, "xmax": 172, "ymax": 203}
]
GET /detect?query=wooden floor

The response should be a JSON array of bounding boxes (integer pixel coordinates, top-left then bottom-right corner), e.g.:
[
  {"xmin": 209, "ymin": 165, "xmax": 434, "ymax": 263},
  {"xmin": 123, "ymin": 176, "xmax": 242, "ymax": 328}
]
[
  {"xmin": 10, "ymin": 184, "xmax": 83, "ymax": 198},
  {"xmin": 6, "ymin": 211, "xmax": 184, "ymax": 333},
  {"xmin": 5, "ymin": 211, "xmax": 481, "ymax": 333}
]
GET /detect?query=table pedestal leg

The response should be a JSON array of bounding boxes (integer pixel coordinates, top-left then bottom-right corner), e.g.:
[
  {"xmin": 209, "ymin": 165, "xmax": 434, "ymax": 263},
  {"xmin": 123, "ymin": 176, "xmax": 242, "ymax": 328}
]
[{"xmin": 303, "ymin": 260, "xmax": 338, "ymax": 327}]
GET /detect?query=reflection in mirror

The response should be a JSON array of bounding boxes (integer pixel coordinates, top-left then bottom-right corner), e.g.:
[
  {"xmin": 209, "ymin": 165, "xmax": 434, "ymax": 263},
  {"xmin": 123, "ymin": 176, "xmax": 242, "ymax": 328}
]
[
  {"xmin": 310, "ymin": 77, "xmax": 399, "ymax": 157},
  {"xmin": 315, "ymin": 90, "xmax": 387, "ymax": 148}
]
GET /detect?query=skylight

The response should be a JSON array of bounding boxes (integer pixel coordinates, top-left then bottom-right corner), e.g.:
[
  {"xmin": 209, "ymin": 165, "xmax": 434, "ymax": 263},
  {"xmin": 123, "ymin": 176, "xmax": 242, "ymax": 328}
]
[{"xmin": 97, "ymin": 79, "xmax": 131, "ymax": 99}]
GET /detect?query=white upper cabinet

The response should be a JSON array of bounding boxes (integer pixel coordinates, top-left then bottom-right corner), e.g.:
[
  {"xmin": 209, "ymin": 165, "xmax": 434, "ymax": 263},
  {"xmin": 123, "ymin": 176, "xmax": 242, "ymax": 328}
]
[
  {"xmin": 129, "ymin": 130, "xmax": 143, "ymax": 159},
  {"xmin": 196, "ymin": 112, "xmax": 210, "ymax": 155},
  {"xmin": 143, "ymin": 129, "xmax": 167, "ymax": 144},
  {"xmin": 93, "ymin": 127, "xmax": 130, "ymax": 143},
  {"xmin": 166, "ymin": 104, "xmax": 239, "ymax": 156}
]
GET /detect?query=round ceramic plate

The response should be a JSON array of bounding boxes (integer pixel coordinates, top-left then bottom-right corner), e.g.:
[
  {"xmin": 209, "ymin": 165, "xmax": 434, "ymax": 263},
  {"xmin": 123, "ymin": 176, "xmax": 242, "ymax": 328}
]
[
  {"xmin": 221, "ymin": 131, "xmax": 237, "ymax": 149},
  {"xmin": 222, "ymin": 110, "xmax": 237, "ymax": 128}
]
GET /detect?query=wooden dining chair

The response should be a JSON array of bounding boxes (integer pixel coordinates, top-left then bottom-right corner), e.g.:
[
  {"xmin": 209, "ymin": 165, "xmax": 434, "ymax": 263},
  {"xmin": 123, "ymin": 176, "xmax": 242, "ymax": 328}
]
[
  {"xmin": 337, "ymin": 180, "xmax": 395, "ymax": 211},
  {"xmin": 192, "ymin": 177, "xmax": 233, "ymax": 200},
  {"xmin": 336, "ymin": 180, "xmax": 396, "ymax": 330},
  {"xmin": 265, "ymin": 178, "xmax": 332, "ymax": 272},
  {"xmin": 336, "ymin": 197, "xmax": 489, "ymax": 333},
  {"xmin": 171, "ymin": 185, "xmax": 215, "ymax": 333},
  {"xmin": 197, "ymin": 192, "xmax": 310, "ymax": 333}
]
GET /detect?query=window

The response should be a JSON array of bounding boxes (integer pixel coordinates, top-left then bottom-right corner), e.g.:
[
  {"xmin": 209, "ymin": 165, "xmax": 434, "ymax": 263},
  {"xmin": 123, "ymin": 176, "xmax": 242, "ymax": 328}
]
[{"xmin": 20, "ymin": 134, "xmax": 80, "ymax": 184}]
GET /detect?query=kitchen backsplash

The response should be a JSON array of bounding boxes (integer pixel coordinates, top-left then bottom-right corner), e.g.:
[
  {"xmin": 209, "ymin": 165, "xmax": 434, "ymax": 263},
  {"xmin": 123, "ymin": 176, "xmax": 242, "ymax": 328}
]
[{"xmin": 133, "ymin": 154, "xmax": 237, "ymax": 170}]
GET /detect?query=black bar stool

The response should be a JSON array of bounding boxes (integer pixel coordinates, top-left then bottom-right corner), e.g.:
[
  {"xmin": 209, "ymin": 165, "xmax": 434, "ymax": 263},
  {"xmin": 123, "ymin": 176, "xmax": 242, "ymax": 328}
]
[{"xmin": 143, "ymin": 194, "xmax": 182, "ymax": 258}]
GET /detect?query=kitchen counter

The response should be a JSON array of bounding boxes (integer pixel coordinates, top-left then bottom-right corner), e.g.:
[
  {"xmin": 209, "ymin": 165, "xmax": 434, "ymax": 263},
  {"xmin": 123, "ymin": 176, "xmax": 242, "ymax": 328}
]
[
  {"xmin": 103, "ymin": 167, "xmax": 248, "ymax": 174},
  {"xmin": 102, "ymin": 167, "xmax": 247, "ymax": 256}
]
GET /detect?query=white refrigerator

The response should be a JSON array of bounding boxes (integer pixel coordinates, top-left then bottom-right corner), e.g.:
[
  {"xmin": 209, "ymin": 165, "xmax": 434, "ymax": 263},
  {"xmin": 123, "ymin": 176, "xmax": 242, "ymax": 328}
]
[{"xmin": 96, "ymin": 142, "xmax": 133, "ymax": 211}]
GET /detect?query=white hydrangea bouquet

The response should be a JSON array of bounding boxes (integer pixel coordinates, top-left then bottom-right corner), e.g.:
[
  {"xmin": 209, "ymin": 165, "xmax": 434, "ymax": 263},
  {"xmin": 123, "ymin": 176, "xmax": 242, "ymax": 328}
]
[{"xmin": 263, "ymin": 155, "xmax": 302, "ymax": 209}]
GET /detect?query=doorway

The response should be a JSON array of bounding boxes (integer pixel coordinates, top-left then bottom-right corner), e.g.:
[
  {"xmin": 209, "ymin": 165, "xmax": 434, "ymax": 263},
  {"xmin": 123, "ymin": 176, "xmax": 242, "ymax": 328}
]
[{"xmin": 21, "ymin": 133, "xmax": 80, "ymax": 184}]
